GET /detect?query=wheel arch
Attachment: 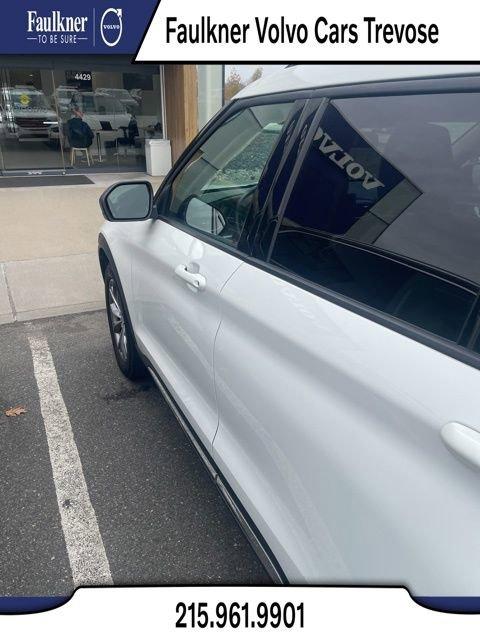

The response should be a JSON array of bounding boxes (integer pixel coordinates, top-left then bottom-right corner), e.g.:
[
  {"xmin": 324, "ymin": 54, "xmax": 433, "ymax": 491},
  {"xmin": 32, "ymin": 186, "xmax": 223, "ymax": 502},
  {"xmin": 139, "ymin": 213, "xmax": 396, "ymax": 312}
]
[
  {"xmin": 98, "ymin": 247, "xmax": 109, "ymax": 278},
  {"xmin": 98, "ymin": 232, "xmax": 113, "ymax": 279},
  {"xmin": 98, "ymin": 233, "xmax": 141, "ymax": 354}
]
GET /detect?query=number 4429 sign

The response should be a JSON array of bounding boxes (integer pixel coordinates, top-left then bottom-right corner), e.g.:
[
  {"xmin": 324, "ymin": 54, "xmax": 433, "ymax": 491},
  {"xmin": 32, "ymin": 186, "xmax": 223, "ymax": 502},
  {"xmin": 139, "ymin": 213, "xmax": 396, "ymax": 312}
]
[{"xmin": 65, "ymin": 70, "xmax": 92, "ymax": 89}]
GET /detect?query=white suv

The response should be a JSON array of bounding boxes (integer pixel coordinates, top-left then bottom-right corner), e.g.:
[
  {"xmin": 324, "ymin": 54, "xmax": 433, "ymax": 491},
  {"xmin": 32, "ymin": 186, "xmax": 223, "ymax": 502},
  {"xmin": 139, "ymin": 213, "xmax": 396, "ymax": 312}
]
[{"xmin": 99, "ymin": 65, "xmax": 480, "ymax": 607}]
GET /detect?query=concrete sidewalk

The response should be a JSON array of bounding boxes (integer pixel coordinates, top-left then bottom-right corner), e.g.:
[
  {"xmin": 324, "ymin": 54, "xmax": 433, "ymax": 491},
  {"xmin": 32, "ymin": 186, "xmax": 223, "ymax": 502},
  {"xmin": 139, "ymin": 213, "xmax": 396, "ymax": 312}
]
[{"xmin": 0, "ymin": 173, "xmax": 163, "ymax": 324}]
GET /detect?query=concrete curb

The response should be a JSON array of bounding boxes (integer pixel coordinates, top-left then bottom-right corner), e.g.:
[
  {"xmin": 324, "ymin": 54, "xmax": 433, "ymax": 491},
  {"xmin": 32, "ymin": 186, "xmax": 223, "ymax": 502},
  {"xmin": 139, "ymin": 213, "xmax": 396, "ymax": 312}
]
[
  {"xmin": 0, "ymin": 253, "xmax": 105, "ymax": 326},
  {"xmin": 0, "ymin": 301, "xmax": 105, "ymax": 325},
  {"xmin": 16, "ymin": 300, "xmax": 105, "ymax": 323}
]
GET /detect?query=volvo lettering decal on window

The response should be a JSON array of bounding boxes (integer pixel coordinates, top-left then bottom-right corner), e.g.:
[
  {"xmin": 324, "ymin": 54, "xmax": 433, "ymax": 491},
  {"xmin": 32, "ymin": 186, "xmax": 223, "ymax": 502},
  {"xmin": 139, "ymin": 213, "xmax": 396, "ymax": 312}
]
[
  {"xmin": 313, "ymin": 126, "xmax": 385, "ymax": 191},
  {"xmin": 284, "ymin": 103, "xmax": 422, "ymax": 239}
]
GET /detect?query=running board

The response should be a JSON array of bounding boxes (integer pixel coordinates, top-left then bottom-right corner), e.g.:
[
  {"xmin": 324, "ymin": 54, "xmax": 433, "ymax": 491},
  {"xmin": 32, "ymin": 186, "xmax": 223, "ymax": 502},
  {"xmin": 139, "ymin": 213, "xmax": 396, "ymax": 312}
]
[{"xmin": 148, "ymin": 366, "xmax": 286, "ymax": 585}]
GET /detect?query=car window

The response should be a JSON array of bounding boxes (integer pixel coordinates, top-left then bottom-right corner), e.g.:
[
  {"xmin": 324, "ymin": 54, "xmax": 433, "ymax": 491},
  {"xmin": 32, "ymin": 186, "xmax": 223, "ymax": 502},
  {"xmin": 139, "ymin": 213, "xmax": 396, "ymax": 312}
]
[
  {"xmin": 165, "ymin": 101, "xmax": 294, "ymax": 248},
  {"xmin": 79, "ymin": 95, "xmax": 95, "ymax": 113},
  {"xmin": 10, "ymin": 90, "xmax": 50, "ymax": 110},
  {"xmin": 270, "ymin": 93, "xmax": 480, "ymax": 346},
  {"xmin": 95, "ymin": 96, "xmax": 125, "ymax": 113}
]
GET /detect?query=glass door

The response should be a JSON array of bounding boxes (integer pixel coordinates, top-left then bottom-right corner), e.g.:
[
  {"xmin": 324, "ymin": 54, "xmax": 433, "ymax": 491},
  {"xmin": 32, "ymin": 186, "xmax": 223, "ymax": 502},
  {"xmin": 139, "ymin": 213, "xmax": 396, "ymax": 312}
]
[{"xmin": 0, "ymin": 68, "xmax": 65, "ymax": 173}]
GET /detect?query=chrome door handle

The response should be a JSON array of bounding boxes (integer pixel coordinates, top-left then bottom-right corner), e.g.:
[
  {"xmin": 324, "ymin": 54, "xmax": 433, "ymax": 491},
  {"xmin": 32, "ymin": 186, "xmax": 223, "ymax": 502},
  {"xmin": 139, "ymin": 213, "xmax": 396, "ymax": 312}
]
[
  {"xmin": 174, "ymin": 264, "xmax": 206, "ymax": 291},
  {"xmin": 441, "ymin": 422, "xmax": 480, "ymax": 470}
]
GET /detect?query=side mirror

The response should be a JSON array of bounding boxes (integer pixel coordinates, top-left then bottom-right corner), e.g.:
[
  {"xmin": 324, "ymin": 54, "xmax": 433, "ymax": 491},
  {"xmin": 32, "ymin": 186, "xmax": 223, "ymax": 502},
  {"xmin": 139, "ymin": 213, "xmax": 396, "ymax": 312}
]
[
  {"xmin": 99, "ymin": 181, "xmax": 154, "ymax": 221},
  {"xmin": 185, "ymin": 196, "xmax": 226, "ymax": 236}
]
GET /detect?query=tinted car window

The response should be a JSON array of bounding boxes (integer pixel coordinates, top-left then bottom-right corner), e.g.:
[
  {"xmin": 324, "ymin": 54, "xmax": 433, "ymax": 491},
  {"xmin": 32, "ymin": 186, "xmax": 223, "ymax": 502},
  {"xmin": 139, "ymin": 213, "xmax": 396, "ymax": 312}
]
[
  {"xmin": 270, "ymin": 93, "xmax": 480, "ymax": 345},
  {"xmin": 165, "ymin": 102, "xmax": 294, "ymax": 248},
  {"xmin": 273, "ymin": 231, "xmax": 475, "ymax": 342}
]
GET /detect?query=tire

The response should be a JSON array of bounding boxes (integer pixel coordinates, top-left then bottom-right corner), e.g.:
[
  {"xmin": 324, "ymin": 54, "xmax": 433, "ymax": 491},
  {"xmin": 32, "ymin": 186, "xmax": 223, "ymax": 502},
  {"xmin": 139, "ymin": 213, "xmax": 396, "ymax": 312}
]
[{"xmin": 104, "ymin": 263, "xmax": 147, "ymax": 380}]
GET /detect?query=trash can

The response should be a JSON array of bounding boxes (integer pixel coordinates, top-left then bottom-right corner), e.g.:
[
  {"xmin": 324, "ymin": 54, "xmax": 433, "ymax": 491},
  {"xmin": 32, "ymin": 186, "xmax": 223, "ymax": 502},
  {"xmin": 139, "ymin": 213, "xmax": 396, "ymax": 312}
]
[{"xmin": 145, "ymin": 138, "xmax": 172, "ymax": 176}]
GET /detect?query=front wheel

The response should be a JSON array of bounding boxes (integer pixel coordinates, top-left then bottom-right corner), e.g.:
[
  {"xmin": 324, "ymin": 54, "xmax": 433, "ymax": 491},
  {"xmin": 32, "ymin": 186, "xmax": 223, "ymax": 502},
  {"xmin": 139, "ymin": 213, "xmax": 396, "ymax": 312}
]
[{"xmin": 104, "ymin": 264, "xmax": 146, "ymax": 380}]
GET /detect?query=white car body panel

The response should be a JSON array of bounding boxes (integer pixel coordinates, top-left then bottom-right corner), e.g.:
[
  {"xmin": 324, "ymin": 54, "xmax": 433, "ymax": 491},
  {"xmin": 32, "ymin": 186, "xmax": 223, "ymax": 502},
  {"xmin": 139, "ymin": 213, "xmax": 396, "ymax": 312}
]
[
  {"xmin": 212, "ymin": 262, "xmax": 480, "ymax": 595},
  {"xmin": 125, "ymin": 219, "xmax": 242, "ymax": 449}
]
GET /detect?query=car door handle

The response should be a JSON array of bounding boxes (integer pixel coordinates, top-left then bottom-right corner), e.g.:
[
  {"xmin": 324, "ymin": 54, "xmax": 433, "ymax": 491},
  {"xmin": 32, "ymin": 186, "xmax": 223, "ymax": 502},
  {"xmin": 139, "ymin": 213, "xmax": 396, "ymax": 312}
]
[
  {"xmin": 441, "ymin": 422, "xmax": 480, "ymax": 470},
  {"xmin": 174, "ymin": 264, "xmax": 206, "ymax": 291}
]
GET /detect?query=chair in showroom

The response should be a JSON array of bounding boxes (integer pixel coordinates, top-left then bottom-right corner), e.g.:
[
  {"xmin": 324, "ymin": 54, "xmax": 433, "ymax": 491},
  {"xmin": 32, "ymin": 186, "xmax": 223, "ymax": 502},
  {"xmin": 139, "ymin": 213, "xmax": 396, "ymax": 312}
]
[
  {"xmin": 66, "ymin": 115, "xmax": 95, "ymax": 167},
  {"xmin": 69, "ymin": 146, "xmax": 93, "ymax": 167}
]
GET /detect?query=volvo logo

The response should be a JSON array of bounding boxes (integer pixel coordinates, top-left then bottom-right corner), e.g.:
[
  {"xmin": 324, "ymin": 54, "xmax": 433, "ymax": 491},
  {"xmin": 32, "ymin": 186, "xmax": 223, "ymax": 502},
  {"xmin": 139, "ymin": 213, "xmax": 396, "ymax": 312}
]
[{"xmin": 100, "ymin": 8, "xmax": 123, "ymax": 47}]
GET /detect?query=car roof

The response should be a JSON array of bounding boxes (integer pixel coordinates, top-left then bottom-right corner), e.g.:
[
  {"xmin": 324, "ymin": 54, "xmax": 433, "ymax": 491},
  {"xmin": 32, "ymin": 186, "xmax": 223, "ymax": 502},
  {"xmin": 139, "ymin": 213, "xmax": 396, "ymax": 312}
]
[{"xmin": 235, "ymin": 64, "xmax": 480, "ymax": 99}]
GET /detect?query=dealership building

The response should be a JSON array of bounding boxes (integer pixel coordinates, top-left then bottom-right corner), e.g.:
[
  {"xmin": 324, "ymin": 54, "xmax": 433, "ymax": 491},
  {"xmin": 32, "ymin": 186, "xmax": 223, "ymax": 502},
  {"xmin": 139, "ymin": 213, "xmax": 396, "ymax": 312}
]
[{"xmin": 0, "ymin": 57, "xmax": 224, "ymax": 175}]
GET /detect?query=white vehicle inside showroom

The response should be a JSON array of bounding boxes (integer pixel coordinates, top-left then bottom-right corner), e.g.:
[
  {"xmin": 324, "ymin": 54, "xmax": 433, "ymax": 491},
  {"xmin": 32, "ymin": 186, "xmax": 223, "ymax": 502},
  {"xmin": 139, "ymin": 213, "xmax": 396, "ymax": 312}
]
[{"xmin": 98, "ymin": 64, "xmax": 480, "ymax": 604}]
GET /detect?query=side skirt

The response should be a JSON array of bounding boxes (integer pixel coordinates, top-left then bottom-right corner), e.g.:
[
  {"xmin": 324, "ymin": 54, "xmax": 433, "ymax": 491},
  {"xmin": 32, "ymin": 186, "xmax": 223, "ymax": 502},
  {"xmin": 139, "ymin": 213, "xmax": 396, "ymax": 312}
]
[{"xmin": 147, "ymin": 365, "xmax": 287, "ymax": 586}]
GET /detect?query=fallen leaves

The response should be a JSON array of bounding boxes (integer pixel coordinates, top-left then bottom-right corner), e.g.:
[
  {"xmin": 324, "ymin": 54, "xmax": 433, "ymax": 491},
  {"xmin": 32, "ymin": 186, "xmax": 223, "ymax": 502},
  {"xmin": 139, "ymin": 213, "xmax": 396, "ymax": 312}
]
[{"xmin": 4, "ymin": 406, "xmax": 27, "ymax": 417}]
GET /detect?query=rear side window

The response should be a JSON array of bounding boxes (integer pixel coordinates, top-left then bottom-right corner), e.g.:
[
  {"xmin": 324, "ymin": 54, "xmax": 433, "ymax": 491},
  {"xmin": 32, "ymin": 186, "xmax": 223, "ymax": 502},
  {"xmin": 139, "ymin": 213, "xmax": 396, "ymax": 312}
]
[
  {"xmin": 165, "ymin": 101, "xmax": 294, "ymax": 248},
  {"xmin": 270, "ymin": 93, "xmax": 480, "ymax": 346}
]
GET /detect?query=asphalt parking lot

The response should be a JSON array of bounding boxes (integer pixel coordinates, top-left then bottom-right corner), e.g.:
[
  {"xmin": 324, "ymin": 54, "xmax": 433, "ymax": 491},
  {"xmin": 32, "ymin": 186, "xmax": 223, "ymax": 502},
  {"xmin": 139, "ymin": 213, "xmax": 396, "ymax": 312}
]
[{"xmin": 0, "ymin": 310, "xmax": 270, "ymax": 596}]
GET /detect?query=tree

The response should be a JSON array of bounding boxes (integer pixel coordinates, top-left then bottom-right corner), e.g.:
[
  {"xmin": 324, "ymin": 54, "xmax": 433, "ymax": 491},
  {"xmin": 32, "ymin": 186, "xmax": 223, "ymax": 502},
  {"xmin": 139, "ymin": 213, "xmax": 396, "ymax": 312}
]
[
  {"xmin": 249, "ymin": 67, "xmax": 263, "ymax": 83},
  {"xmin": 224, "ymin": 68, "xmax": 245, "ymax": 101}
]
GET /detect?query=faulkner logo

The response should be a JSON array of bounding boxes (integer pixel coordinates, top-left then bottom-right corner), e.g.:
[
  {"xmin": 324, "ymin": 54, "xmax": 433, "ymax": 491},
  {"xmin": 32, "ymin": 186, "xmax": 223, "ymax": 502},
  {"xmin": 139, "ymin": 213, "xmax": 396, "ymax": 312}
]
[
  {"xmin": 26, "ymin": 10, "xmax": 89, "ymax": 44},
  {"xmin": 314, "ymin": 126, "xmax": 385, "ymax": 191},
  {"xmin": 100, "ymin": 8, "xmax": 123, "ymax": 47}
]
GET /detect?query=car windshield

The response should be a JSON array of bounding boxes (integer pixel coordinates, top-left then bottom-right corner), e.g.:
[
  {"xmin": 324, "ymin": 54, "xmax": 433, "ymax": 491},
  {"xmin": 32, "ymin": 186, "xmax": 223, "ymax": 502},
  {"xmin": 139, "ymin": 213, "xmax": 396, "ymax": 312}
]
[
  {"xmin": 9, "ymin": 90, "xmax": 50, "ymax": 110},
  {"xmin": 78, "ymin": 94, "xmax": 126, "ymax": 114},
  {"xmin": 57, "ymin": 89, "xmax": 77, "ymax": 100}
]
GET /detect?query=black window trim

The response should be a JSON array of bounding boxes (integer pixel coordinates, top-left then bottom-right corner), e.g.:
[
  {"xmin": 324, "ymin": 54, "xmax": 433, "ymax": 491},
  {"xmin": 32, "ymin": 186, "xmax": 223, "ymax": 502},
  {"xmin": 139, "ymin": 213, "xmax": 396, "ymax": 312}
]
[
  {"xmin": 238, "ymin": 97, "xmax": 311, "ymax": 254},
  {"xmin": 264, "ymin": 97, "xmax": 329, "ymax": 263},
  {"xmin": 250, "ymin": 97, "xmax": 324, "ymax": 259}
]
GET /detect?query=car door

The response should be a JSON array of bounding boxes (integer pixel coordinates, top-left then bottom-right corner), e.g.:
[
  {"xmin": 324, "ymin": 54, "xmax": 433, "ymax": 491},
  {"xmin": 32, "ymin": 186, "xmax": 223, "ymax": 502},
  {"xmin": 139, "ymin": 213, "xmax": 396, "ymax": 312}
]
[
  {"xmin": 129, "ymin": 98, "xmax": 298, "ymax": 450},
  {"xmin": 212, "ymin": 89, "xmax": 480, "ymax": 596}
]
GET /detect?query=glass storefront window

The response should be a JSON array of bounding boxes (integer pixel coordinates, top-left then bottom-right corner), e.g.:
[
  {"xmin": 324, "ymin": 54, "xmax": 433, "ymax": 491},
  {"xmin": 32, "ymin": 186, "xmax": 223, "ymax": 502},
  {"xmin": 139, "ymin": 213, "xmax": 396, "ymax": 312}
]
[
  {"xmin": 53, "ymin": 66, "xmax": 164, "ymax": 171},
  {"xmin": 0, "ymin": 68, "xmax": 64, "ymax": 171},
  {"xmin": 0, "ymin": 64, "xmax": 165, "ymax": 173}
]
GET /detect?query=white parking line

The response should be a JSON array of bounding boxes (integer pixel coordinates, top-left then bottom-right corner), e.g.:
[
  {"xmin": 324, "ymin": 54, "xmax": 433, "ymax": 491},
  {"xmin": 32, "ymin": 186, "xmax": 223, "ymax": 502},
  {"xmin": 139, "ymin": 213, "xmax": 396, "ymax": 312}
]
[{"xmin": 28, "ymin": 334, "xmax": 113, "ymax": 587}]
